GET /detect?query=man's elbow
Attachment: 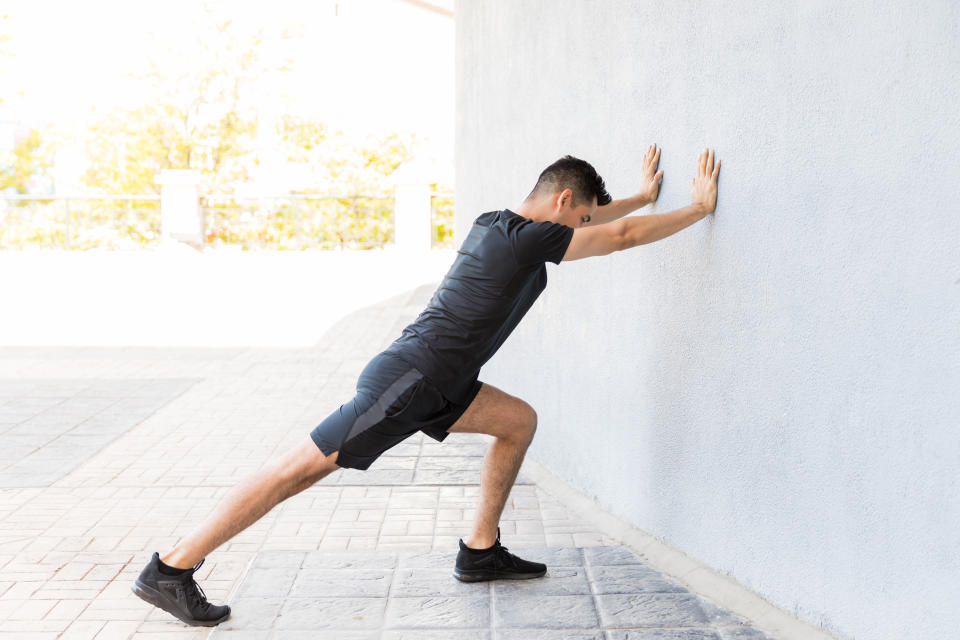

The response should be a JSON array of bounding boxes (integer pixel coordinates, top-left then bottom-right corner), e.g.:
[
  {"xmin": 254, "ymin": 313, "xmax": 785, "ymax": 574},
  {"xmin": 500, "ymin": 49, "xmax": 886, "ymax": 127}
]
[
  {"xmin": 562, "ymin": 223, "xmax": 625, "ymax": 262},
  {"xmin": 613, "ymin": 219, "xmax": 633, "ymax": 253},
  {"xmin": 616, "ymin": 217, "xmax": 649, "ymax": 252}
]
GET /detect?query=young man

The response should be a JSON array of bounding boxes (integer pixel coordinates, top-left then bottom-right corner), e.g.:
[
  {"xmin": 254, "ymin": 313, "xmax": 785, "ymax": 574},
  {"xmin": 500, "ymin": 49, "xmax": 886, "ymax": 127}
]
[{"xmin": 132, "ymin": 146, "xmax": 721, "ymax": 626}]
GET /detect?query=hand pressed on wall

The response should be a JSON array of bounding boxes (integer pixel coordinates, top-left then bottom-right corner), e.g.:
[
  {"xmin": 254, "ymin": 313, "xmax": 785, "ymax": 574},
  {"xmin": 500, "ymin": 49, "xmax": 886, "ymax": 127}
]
[
  {"xmin": 638, "ymin": 143, "xmax": 665, "ymax": 204},
  {"xmin": 691, "ymin": 148, "xmax": 720, "ymax": 214}
]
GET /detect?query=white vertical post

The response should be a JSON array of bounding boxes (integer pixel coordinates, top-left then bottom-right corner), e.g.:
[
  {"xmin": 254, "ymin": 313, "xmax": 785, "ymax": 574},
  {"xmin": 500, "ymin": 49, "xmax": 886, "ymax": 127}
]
[
  {"xmin": 156, "ymin": 169, "xmax": 203, "ymax": 248},
  {"xmin": 389, "ymin": 162, "xmax": 433, "ymax": 253}
]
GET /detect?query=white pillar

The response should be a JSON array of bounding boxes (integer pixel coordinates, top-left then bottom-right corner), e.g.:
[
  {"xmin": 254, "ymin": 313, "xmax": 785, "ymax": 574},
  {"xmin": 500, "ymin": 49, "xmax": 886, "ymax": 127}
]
[
  {"xmin": 155, "ymin": 169, "xmax": 203, "ymax": 248},
  {"xmin": 389, "ymin": 162, "xmax": 434, "ymax": 253}
]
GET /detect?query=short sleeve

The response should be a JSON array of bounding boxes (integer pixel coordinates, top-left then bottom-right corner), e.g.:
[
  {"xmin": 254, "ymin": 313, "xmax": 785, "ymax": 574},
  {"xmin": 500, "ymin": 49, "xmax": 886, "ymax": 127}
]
[{"xmin": 511, "ymin": 219, "xmax": 574, "ymax": 266}]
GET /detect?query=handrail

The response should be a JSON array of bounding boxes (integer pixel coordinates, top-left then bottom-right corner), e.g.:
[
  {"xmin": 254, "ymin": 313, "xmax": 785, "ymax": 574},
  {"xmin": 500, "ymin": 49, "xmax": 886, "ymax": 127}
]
[
  {"xmin": 0, "ymin": 195, "xmax": 161, "ymax": 201},
  {"xmin": 0, "ymin": 192, "xmax": 455, "ymax": 250},
  {"xmin": 0, "ymin": 193, "xmax": 453, "ymax": 200}
]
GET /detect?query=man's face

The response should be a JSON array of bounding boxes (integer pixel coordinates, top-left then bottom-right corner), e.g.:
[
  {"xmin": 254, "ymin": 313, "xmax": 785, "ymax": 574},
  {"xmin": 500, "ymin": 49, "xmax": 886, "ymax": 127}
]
[
  {"xmin": 568, "ymin": 196, "xmax": 598, "ymax": 228},
  {"xmin": 551, "ymin": 189, "xmax": 598, "ymax": 228}
]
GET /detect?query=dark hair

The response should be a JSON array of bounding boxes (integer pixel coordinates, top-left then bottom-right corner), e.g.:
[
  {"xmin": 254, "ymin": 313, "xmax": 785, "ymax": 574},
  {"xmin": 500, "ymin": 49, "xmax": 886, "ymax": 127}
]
[{"xmin": 527, "ymin": 155, "xmax": 612, "ymax": 207}]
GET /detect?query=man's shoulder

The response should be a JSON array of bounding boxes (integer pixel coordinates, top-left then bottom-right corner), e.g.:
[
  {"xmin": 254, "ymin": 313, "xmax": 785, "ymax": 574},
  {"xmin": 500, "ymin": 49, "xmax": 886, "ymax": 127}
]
[
  {"xmin": 474, "ymin": 210, "xmax": 502, "ymax": 226},
  {"xmin": 462, "ymin": 209, "xmax": 560, "ymax": 261},
  {"xmin": 475, "ymin": 209, "xmax": 542, "ymax": 233}
]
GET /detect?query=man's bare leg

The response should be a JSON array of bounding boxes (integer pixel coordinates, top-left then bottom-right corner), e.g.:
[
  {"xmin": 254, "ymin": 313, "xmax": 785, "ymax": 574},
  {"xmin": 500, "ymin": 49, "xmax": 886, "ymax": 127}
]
[
  {"xmin": 465, "ymin": 430, "xmax": 534, "ymax": 548},
  {"xmin": 161, "ymin": 436, "xmax": 341, "ymax": 569},
  {"xmin": 445, "ymin": 383, "xmax": 537, "ymax": 549}
]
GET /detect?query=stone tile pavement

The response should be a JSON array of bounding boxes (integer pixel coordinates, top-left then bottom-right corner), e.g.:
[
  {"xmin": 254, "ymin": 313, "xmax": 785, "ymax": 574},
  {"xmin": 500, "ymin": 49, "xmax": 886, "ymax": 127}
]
[
  {"xmin": 0, "ymin": 283, "xmax": 777, "ymax": 640},
  {"xmin": 0, "ymin": 379, "xmax": 198, "ymax": 488},
  {"xmin": 211, "ymin": 546, "xmax": 766, "ymax": 639}
]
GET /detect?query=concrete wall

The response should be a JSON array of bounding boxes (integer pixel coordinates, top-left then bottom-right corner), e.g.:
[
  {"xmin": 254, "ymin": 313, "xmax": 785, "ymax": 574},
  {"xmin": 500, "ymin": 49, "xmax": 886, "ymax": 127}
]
[{"xmin": 455, "ymin": 2, "xmax": 960, "ymax": 639}]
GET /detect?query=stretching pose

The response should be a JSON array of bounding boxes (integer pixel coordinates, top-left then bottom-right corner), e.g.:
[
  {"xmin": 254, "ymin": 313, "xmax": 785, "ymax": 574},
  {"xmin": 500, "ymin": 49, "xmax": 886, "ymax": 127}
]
[{"xmin": 132, "ymin": 146, "xmax": 721, "ymax": 626}]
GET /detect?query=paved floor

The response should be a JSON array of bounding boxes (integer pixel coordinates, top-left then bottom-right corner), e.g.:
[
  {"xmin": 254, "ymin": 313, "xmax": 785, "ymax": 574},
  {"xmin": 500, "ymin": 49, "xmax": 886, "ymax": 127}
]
[
  {"xmin": 0, "ymin": 379, "xmax": 197, "ymax": 488},
  {"xmin": 0, "ymin": 282, "xmax": 776, "ymax": 640}
]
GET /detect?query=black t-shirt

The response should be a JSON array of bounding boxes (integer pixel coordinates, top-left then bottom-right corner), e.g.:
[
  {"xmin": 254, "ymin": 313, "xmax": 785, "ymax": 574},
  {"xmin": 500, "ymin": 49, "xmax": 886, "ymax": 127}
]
[{"xmin": 383, "ymin": 208, "xmax": 574, "ymax": 404}]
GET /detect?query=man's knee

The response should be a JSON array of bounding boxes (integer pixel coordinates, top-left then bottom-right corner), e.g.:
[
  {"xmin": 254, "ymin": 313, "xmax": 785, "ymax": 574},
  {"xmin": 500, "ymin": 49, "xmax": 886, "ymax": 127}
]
[
  {"xmin": 515, "ymin": 401, "xmax": 537, "ymax": 444},
  {"xmin": 303, "ymin": 448, "xmax": 340, "ymax": 483},
  {"xmin": 275, "ymin": 438, "xmax": 340, "ymax": 487},
  {"xmin": 447, "ymin": 383, "xmax": 537, "ymax": 443}
]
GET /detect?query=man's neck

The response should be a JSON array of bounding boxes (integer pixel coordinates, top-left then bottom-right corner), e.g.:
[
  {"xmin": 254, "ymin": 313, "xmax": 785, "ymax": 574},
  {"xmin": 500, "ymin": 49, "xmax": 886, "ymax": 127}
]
[{"xmin": 513, "ymin": 199, "xmax": 554, "ymax": 223}]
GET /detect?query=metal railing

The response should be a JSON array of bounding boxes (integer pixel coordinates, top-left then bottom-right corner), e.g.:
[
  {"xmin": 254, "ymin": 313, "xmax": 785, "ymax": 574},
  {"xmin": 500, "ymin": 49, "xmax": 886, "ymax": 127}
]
[
  {"xmin": 0, "ymin": 193, "xmax": 456, "ymax": 250},
  {"xmin": 0, "ymin": 195, "xmax": 162, "ymax": 250},
  {"xmin": 201, "ymin": 194, "xmax": 395, "ymax": 250}
]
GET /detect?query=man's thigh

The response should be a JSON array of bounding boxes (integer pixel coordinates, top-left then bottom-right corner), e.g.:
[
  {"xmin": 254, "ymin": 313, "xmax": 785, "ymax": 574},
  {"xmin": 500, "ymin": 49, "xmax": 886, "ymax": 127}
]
[{"xmin": 445, "ymin": 382, "xmax": 536, "ymax": 440}]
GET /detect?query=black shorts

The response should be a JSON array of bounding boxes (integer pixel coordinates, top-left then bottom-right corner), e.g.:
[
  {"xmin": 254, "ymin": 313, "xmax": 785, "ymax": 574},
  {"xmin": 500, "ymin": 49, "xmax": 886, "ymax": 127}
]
[{"xmin": 309, "ymin": 351, "xmax": 483, "ymax": 470}]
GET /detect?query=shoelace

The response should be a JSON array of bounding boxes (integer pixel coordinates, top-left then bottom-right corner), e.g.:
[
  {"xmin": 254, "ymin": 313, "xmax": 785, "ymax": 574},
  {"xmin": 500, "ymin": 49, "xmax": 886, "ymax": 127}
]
[
  {"xmin": 489, "ymin": 527, "xmax": 517, "ymax": 568},
  {"xmin": 183, "ymin": 558, "xmax": 211, "ymax": 612},
  {"xmin": 494, "ymin": 543, "xmax": 520, "ymax": 568},
  {"xmin": 465, "ymin": 527, "xmax": 519, "ymax": 569}
]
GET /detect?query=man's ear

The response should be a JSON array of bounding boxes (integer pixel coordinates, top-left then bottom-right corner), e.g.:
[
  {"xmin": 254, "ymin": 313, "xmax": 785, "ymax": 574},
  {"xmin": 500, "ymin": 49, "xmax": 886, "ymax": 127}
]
[{"xmin": 556, "ymin": 188, "xmax": 573, "ymax": 210}]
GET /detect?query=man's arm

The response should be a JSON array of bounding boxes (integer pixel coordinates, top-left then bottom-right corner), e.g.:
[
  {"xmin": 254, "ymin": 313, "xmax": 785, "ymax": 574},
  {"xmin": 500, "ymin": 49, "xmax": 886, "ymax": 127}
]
[
  {"xmin": 619, "ymin": 204, "xmax": 709, "ymax": 248},
  {"xmin": 583, "ymin": 143, "xmax": 663, "ymax": 227},
  {"xmin": 621, "ymin": 148, "xmax": 719, "ymax": 249},
  {"xmin": 585, "ymin": 194, "xmax": 649, "ymax": 227},
  {"xmin": 562, "ymin": 148, "xmax": 720, "ymax": 261},
  {"xmin": 562, "ymin": 204, "xmax": 706, "ymax": 261}
]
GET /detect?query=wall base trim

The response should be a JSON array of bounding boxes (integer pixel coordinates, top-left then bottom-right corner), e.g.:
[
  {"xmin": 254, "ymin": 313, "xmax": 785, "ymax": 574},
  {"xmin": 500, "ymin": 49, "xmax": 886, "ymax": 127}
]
[{"xmin": 522, "ymin": 456, "xmax": 847, "ymax": 640}]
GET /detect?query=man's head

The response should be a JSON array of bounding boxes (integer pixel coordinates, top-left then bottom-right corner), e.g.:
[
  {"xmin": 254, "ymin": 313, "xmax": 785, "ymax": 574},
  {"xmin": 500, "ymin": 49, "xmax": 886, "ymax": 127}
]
[{"xmin": 522, "ymin": 155, "xmax": 612, "ymax": 228}]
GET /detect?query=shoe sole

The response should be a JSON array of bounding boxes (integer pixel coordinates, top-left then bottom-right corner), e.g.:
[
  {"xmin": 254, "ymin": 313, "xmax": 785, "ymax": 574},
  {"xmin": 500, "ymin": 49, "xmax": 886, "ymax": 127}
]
[
  {"xmin": 453, "ymin": 567, "xmax": 547, "ymax": 582},
  {"xmin": 132, "ymin": 580, "xmax": 230, "ymax": 627}
]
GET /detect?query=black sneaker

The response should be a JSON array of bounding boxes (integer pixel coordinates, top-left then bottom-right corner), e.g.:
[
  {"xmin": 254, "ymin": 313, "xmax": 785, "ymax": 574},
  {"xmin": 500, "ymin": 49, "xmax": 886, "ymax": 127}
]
[
  {"xmin": 453, "ymin": 527, "xmax": 547, "ymax": 582},
  {"xmin": 131, "ymin": 552, "xmax": 231, "ymax": 627}
]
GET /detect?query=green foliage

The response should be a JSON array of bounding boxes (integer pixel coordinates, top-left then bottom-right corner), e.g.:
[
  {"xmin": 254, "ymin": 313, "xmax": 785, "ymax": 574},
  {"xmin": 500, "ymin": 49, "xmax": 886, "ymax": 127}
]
[
  {"xmin": 81, "ymin": 5, "xmax": 284, "ymax": 195},
  {"xmin": 279, "ymin": 116, "xmax": 418, "ymax": 196},
  {"xmin": 432, "ymin": 193, "xmax": 455, "ymax": 248},
  {"xmin": 202, "ymin": 196, "xmax": 395, "ymax": 250},
  {"xmin": 1, "ymin": 127, "xmax": 55, "ymax": 194},
  {"xmin": 278, "ymin": 116, "xmax": 328, "ymax": 154},
  {"xmin": 0, "ymin": 198, "xmax": 161, "ymax": 249},
  {"xmin": 1, "ymin": 191, "xmax": 455, "ymax": 251},
  {"xmin": 82, "ymin": 100, "xmax": 260, "ymax": 196},
  {"xmin": 1, "ymin": 14, "xmax": 48, "ymax": 191},
  {"xmin": 361, "ymin": 132, "xmax": 418, "ymax": 180},
  {"xmin": 0, "ymin": 4, "xmax": 455, "ymax": 251}
]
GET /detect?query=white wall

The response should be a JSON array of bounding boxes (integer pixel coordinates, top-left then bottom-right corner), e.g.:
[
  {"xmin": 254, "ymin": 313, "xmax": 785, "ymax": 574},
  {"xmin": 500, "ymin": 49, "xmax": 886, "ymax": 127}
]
[{"xmin": 455, "ymin": 2, "xmax": 960, "ymax": 639}]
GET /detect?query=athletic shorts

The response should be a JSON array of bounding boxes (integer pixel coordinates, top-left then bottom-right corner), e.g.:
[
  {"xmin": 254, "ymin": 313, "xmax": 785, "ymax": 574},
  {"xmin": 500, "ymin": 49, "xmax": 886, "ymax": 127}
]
[{"xmin": 309, "ymin": 351, "xmax": 484, "ymax": 470}]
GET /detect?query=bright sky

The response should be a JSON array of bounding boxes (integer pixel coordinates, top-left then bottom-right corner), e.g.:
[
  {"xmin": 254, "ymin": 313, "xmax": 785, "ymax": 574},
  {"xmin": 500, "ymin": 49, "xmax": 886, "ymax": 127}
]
[{"xmin": 0, "ymin": 0, "xmax": 454, "ymax": 158}]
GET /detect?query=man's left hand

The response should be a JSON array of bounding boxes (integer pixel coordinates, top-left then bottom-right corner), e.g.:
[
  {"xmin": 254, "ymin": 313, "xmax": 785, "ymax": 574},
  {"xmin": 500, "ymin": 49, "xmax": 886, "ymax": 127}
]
[{"xmin": 638, "ymin": 143, "xmax": 664, "ymax": 204}]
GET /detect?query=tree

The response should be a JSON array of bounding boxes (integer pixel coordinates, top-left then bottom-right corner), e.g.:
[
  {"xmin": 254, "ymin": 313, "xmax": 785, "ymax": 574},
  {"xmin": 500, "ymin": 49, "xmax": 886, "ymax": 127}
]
[
  {"xmin": 82, "ymin": 3, "xmax": 294, "ymax": 195},
  {"xmin": 202, "ymin": 117, "xmax": 422, "ymax": 249},
  {"xmin": 278, "ymin": 115, "xmax": 418, "ymax": 195},
  {"xmin": 0, "ymin": 126, "xmax": 55, "ymax": 194}
]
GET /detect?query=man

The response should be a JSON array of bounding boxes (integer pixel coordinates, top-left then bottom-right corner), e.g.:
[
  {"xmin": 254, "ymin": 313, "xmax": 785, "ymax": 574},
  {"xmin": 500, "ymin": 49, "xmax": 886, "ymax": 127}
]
[{"xmin": 131, "ymin": 145, "xmax": 721, "ymax": 626}]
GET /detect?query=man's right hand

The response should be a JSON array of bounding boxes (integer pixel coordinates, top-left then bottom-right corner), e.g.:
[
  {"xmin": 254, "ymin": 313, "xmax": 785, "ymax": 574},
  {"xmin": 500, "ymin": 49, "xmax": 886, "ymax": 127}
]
[{"xmin": 690, "ymin": 148, "xmax": 720, "ymax": 214}]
